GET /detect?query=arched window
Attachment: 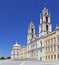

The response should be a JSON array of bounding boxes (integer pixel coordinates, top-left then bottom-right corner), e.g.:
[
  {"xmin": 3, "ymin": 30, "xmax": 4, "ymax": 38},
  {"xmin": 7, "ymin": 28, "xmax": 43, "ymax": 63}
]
[
  {"xmin": 41, "ymin": 25, "xmax": 43, "ymax": 32},
  {"xmin": 31, "ymin": 28, "xmax": 33, "ymax": 33},
  {"xmin": 17, "ymin": 52, "xmax": 18, "ymax": 58},
  {"xmin": 13, "ymin": 51, "xmax": 15, "ymax": 58},
  {"xmin": 41, "ymin": 17, "xmax": 43, "ymax": 23},
  {"xmin": 13, "ymin": 51, "xmax": 15, "ymax": 55},
  {"xmin": 45, "ymin": 12, "xmax": 47, "ymax": 15},
  {"xmin": 46, "ymin": 17, "xmax": 48, "ymax": 22},
  {"xmin": 32, "ymin": 35, "xmax": 33, "ymax": 38},
  {"xmin": 46, "ymin": 25, "xmax": 48, "ymax": 31}
]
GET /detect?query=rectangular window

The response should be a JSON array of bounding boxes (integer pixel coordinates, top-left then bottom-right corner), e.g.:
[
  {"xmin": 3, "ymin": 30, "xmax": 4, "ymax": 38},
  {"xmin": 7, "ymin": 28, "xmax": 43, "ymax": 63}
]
[
  {"xmin": 46, "ymin": 41, "xmax": 47, "ymax": 46},
  {"xmin": 51, "ymin": 39, "xmax": 53, "ymax": 43},
  {"xmin": 54, "ymin": 44, "xmax": 56, "ymax": 52},
  {"xmin": 51, "ymin": 45, "xmax": 53, "ymax": 51},
  {"xmin": 40, "ymin": 49, "xmax": 42, "ymax": 52},
  {"xmin": 48, "ymin": 40, "xmax": 50, "ymax": 46},
  {"xmin": 37, "ymin": 50, "xmax": 38, "ymax": 56},
  {"xmin": 58, "ymin": 54, "xmax": 59, "ymax": 59},
  {"xmin": 54, "ymin": 37, "xmax": 56, "ymax": 43},
  {"xmin": 58, "ymin": 45, "xmax": 59, "ymax": 52},
  {"xmin": 48, "ymin": 40, "xmax": 50, "ymax": 52},
  {"xmin": 48, "ymin": 46, "xmax": 50, "ymax": 52},
  {"xmin": 28, "ymin": 47, "xmax": 29, "ymax": 49},
  {"xmin": 36, "ymin": 43, "xmax": 37, "ymax": 48},
  {"xmin": 51, "ymin": 55, "xmax": 53, "ymax": 59},
  {"xmin": 54, "ymin": 55, "xmax": 56, "ymax": 59},
  {"xmin": 46, "ymin": 41, "xmax": 47, "ymax": 53},
  {"xmin": 46, "ymin": 56, "xmax": 47, "ymax": 59},
  {"xmin": 46, "ymin": 47, "xmax": 47, "ymax": 53},
  {"xmin": 40, "ymin": 41, "xmax": 42, "ymax": 46},
  {"xmin": 58, "ymin": 36, "xmax": 59, "ymax": 42},
  {"xmin": 48, "ymin": 55, "xmax": 50, "ymax": 59},
  {"xmin": 40, "ymin": 57, "xmax": 42, "ymax": 60}
]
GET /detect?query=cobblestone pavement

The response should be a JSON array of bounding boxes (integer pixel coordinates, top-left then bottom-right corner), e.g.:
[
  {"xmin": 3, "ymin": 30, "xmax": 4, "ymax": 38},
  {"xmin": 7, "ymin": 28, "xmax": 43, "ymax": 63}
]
[{"xmin": 0, "ymin": 60, "xmax": 59, "ymax": 65}]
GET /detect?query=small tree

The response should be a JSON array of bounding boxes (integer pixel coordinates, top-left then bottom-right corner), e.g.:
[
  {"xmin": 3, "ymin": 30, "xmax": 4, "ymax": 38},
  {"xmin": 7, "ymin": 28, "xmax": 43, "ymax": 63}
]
[
  {"xmin": 0, "ymin": 57, "xmax": 5, "ymax": 60},
  {"xmin": 7, "ymin": 57, "xmax": 11, "ymax": 59}
]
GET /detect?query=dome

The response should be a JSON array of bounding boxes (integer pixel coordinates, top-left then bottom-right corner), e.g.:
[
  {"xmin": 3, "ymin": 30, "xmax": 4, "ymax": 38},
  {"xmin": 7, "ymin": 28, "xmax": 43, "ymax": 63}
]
[
  {"xmin": 56, "ymin": 25, "xmax": 59, "ymax": 30},
  {"xmin": 13, "ymin": 41, "xmax": 21, "ymax": 47}
]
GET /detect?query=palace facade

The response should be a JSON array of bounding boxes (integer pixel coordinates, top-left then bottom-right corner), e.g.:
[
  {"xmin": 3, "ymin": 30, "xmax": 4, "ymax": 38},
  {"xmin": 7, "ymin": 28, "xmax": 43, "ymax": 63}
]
[{"xmin": 11, "ymin": 7, "xmax": 59, "ymax": 61}]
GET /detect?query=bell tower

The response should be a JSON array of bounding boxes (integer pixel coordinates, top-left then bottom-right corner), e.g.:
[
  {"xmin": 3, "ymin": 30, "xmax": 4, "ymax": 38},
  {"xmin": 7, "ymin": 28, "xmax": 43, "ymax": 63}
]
[
  {"xmin": 39, "ymin": 7, "xmax": 52, "ymax": 37},
  {"xmin": 27, "ymin": 20, "xmax": 36, "ymax": 44}
]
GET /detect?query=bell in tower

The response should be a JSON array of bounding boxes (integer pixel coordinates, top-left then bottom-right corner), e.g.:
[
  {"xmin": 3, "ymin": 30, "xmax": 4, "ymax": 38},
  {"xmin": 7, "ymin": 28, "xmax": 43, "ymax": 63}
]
[{"xmin": 39, "ymin": 7, "xmax": 52, "ymax": 37}]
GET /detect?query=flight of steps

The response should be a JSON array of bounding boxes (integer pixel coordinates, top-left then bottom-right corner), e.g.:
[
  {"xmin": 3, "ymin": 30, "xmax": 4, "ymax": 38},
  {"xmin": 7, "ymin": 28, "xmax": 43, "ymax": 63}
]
[{"xmin": 11, "ymin": 58, "xmax": 39, "ymax": 61}]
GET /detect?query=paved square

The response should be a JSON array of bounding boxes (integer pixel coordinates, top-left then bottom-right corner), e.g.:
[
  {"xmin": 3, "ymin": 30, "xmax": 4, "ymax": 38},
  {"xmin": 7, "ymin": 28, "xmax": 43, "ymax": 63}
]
[{"xmin": 0, "ymin": 60, "xmax": 59, "ymax": 65}]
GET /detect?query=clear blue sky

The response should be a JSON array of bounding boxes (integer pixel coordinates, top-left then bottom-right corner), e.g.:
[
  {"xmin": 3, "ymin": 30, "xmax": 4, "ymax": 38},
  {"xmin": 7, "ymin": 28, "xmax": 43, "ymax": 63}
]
[{"xmin": 0, "ymin": 0, "xmax": 59, "ymax": 57}]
